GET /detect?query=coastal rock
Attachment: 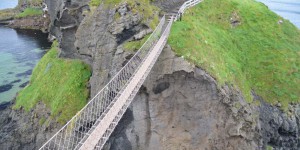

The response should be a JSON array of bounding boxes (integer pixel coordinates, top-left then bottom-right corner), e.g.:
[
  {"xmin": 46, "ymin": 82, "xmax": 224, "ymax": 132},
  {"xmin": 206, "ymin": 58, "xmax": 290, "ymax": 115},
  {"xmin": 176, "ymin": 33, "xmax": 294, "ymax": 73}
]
[
  {"xmin": 133, "ymin": 28, "xmax": 152, "ymax": 40},
  {"xmin": 0, "ymin": 102, "xmax": 61, "ymax": 149}
]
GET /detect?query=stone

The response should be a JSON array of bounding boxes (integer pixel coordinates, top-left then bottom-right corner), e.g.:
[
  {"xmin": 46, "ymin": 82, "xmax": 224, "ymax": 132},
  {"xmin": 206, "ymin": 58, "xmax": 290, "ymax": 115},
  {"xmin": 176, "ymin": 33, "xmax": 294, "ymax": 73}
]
[
  {"xmin": 133, "ymin": 28, "xmax": 152, "ymax": 40},
  {"xmin": 276, "ymin": 103, "xmax": 282, "ymax": 107},
  {"xmin": 115, "ymin": 46, "xmax": 124, "ymax": 55},
  {"xmin": 117, "ymin": 3, "xmax": 128, "ymax": 16}
]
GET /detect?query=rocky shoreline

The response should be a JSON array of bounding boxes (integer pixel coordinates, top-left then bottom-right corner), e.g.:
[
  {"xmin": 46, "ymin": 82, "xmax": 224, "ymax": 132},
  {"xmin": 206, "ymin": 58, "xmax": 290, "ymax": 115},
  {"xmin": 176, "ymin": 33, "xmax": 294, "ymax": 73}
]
[
  {"xmin": 8, "ymin": 15, "xmax": 50, "ymax": 32},
  {"xmin": 0, "ymin": 14, "xmax": 49, "ymax": 32},
  {"xmin": 0, "ymin": 0, "xmax": 48, "ymax": 32}
]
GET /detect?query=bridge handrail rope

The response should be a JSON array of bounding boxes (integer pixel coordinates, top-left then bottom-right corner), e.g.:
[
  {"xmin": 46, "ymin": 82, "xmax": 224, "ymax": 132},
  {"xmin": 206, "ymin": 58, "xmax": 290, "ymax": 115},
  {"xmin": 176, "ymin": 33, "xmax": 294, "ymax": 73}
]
[
  {"xmin": 40, "ymin": 0, "xmax": 202, "ymax": 149},
  {"xmin": 175, "ymin": 0, "xmax": 202, "ymax": 21},
  {"xmin": 89, "ymin": 16, "xmax": 174, "ymax": 150},
  {"xmin": 39, "ymin": 15, "xmax": 166, "ymax": 150}
]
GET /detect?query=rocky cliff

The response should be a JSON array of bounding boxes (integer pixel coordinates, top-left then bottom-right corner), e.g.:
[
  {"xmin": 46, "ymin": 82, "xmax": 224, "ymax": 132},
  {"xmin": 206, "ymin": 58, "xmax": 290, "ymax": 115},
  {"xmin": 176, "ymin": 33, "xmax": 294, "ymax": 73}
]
[
  {"xmin": 0, "ymin": 0, "xmax": 299, "ymax": 150},
  {"xmin": 102, "ymin": 45, "xmax": 300, "ymax": 150}
]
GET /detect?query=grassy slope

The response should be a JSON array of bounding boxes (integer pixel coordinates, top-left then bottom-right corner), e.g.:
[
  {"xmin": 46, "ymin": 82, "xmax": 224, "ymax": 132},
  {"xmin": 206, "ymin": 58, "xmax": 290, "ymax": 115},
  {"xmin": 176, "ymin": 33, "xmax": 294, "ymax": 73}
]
[
  {"xmin": 15, "ymin": 7, "xmax": 42, "ymax": 18},
  {"xmin": 168, "ymin": 0, "xmax": 300, "ymax": 110},
  {"xmin": 14, "ymin": 42, "xmax": 91, "ymax": 124}
]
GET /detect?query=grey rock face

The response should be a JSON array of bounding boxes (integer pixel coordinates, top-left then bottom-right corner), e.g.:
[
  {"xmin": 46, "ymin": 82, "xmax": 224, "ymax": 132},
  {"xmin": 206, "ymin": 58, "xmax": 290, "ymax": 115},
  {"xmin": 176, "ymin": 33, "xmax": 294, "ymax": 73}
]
[
  {"xmin": 45, "ymin": 0, "xmax": 90, "ymax": 59},
  {"xmin": 133, "ymin": 28, "xmax": 153, "ymax": 40},
  {"xmin": 0, "ymin": 102, "xmax": 61, "ymax": 150},
  {"xmin": 103, "ymin": 45, "xmax": 300, "ymax": 150},
  {"xmin": 258, "ymin": 98, "xmax": 300, "ymax": 150},
  {"xmin": 75, "ymin": 2, "xmax": 154, "ymax": 96},
  {"xmin": 103, "ymin": 46, "xmax": 258, "ymax": 150}
]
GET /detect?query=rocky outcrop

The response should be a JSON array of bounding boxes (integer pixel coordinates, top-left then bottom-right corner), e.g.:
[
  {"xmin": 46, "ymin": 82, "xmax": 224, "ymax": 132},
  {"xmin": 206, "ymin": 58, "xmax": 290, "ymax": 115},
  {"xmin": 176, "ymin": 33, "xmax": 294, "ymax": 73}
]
[
  {"xmin": 9, "ymin": 15, "xmax": 49, "ymax": 31},
  {"xmin": 74, "ymin": 2, "xmax": 158, "ymax": 96},
  {"xmin": 102, "ymin": 45, "xmax": 256, "ymax": 150},
  {"xmin": 0, "ymin": 101, "xmax": 61, "ymax": 149},
  {"xmin": 103, "ymin": 45, "xmax": 300, "ymax": 150},
  {"xmin": 0, "ymin": 0, "xmax": 48, "ymax": 31},
  {"xmin": 259, "ymin": 99, "xmax": 300, "ymax": 149}
]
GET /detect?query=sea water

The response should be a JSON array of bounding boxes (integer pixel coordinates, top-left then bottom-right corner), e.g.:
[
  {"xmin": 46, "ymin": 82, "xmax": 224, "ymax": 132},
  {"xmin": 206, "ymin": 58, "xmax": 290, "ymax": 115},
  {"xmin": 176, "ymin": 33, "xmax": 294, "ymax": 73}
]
[
  {"xmin": 257, "ymin": 0, "xmax": 300, "ymax": 28},
  {"xmin": 0, "ymin": 27, "xmax": 51, "ymax": 103}
]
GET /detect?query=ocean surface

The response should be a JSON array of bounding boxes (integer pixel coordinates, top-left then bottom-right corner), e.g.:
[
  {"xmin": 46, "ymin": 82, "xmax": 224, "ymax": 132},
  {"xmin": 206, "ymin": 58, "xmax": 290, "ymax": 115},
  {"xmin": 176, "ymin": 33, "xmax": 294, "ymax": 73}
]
[
  {"xmin": 257, "ymin": 0, "xmax": 300, "ymax": 28},
  {"xmin": 0, "ymin": 0, "xmax": 51, "ymax": 104},
  {"xmin": 0, "ymin": 27, "xmax": 51, "ymax": 104}
]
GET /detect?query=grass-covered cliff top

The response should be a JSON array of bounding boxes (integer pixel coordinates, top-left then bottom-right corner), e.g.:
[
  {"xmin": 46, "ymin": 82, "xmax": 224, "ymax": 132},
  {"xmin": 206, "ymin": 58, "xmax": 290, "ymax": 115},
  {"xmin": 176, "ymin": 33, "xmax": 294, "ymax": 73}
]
[
  {"xmin": 168, "ymin": 0, "xmax": 300, "ymax": 110},
  {"xmin": 14, "ymin": 42, "xmax": 91, "ymax": 124},
  {"xmin": 15, "ymin": 8, "xmax": 42, "ymax": 18}
]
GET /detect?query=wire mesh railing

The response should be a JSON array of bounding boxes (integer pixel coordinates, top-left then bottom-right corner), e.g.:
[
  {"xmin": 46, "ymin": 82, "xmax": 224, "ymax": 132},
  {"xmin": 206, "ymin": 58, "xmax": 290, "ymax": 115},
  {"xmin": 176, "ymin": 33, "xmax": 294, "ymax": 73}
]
[
  {"xmin": 39, "ymin": 15, "xmax": 165, "ymax": 150},
  {"xmin": 175, "ymin": 0, "xmax": 202, "ymax": 21},
  {"xmin": 91, "ymin": 16, "xmax": 174, "ymax": 150}
]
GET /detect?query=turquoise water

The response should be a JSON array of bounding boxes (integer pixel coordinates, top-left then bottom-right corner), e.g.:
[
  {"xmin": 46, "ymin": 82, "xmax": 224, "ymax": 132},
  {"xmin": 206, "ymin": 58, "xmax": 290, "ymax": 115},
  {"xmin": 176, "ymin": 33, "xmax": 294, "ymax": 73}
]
[
  {"xmin": 0, "ymin": 1, "xmax": 51, "ymax": 104},
  {"xmin": 257, "ymin": 0, "xmax": 300, "ymax": 28},
  {"xmin": 0, "ymin": 27, "xmax": 51, "ymax": 104}
]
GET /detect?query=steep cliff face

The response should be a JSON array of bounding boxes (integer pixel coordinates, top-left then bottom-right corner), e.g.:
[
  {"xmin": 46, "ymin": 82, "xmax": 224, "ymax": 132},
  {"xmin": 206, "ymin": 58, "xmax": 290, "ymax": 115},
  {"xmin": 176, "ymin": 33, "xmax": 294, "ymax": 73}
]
[
  {"xmin": 45, "ymin": 0, "xmax": 90, "ymax": 58},
  {"xmin": 0, "ymin": 102, "xmax": 61, "ymax": 149},
  {"xmin": 103, "ymin": 46, "xmax": 300, "ymax": 150},
  {"xmin": 102, "ymin": 46, "xmax": 257, "ymax": 150}
]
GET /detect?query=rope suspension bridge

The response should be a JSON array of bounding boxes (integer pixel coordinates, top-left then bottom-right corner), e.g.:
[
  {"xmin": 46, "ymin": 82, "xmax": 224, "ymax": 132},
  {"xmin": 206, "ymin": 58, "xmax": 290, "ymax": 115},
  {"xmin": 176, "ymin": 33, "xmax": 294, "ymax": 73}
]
[{"xmin": 39, "ymin": 0, "xmax": 201, "ymax": 149}]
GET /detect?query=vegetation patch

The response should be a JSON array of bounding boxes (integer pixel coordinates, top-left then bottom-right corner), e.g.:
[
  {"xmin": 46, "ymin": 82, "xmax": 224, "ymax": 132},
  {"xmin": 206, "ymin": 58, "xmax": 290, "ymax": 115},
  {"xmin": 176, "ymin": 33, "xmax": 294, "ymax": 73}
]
[
  {"xmin": 168, "ymin": 0, "xmax": 300, "ymax": 110},
  {"xmin": 124, "ymin": 34, "xmax": 151, "ymax": 52},
  {"xmin": 14, "ymin": 41, "xmax": 91, "ymax": 124},
  {"xmin": 89, "ymin": 0, "xmax": 101, "ymax": 7},
  {"xmin": 39, "ymin": 116, "xmax": 46, "ymax": 125},
  {"xmin": 15, "ymin": 7, "xmax": 42, "ymax": 18}
]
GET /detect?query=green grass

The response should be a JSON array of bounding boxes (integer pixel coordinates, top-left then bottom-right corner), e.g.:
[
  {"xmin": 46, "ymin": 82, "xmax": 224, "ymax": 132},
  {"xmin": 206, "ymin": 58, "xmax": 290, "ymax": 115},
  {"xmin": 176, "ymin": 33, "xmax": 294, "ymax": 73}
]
[
  {"xmin": 89, "ymin": 0, "xmax": 101, "ymax": 7},
  {"xmin": 15, "ymin": 7, "xmax": 43, "ymax": 18},
  {"xmin": 124, "ymin": 34, "xmax": 151, "ymax": 51},
  {"xmin": 168, "ymin": 0, "xmax": 300, "ymax": 111},
  {"xmin": 14, "ymin": 41, "xmax": 91, "ymax": 124},
  {"xmin": 267, "ymin": 145, "xmax": 273, "ymax": 150},
  {"xmin": 39, "ymin": 117, "xmax": 46, "ymax": 125}
]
